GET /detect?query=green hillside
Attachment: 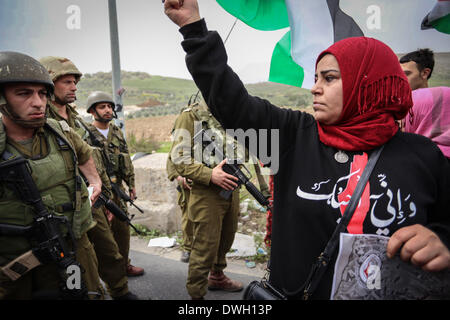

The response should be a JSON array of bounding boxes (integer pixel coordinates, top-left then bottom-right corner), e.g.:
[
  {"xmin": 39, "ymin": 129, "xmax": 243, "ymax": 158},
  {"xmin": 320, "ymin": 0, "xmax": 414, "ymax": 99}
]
[
  {"xmin": 429, "ymin": 52, "xmax": 450, "ymax": 88},
  {"xmin": 76, "ymin": 71, "xmax": 312, "ymax": 118},
  {"xmin": 76, "ymin": 52, "xmax": 450, "ymax": 119}
]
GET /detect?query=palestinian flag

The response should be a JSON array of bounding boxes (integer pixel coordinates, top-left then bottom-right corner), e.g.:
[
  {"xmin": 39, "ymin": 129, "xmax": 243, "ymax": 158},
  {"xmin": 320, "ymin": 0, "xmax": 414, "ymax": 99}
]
[
  {"xmin": 421, "ymin": 0, "xmax": 450, "ymax": 34},
  {"xmin": 284, "ymin": 0, "xmax": 364, "ymax": 88},
  {"xmin": 216, "ymin": 0, "xmax": 289, "ymax": 31},
  {"xmin": 217, "ymin": 0, "xmax": 363, "ymax": 88}
]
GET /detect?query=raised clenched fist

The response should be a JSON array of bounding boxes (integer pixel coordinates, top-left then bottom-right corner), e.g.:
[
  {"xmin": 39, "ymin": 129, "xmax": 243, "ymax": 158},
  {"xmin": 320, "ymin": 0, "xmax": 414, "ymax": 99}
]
[{"xmin": 163, "ymin": 0, "xmax": 201, "ymax": 28}]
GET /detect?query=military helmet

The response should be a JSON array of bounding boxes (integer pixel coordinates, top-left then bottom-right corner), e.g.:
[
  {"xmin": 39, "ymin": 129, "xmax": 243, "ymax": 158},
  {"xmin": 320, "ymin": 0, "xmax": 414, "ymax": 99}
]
[
  {"xmin": 86, "ymin": 91, "xmax": 115, "ymax": 113},
  {"xmin": 0, "ymin": 51, "xmax": 54, "ymax": 90},
  {"xmin": 39, "ymin": 56, "xmax": 82, "ymax": 82}
]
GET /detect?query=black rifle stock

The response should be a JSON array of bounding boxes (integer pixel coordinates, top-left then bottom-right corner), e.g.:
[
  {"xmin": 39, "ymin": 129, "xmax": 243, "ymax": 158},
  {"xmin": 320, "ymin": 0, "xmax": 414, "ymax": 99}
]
[
  {"xmin": 0, "ymin": 156, "xmax": 88, "ymax": 299},
  {"xmin": 195, "ymin": 129, "xmax": 271, "ymax": 210},
  {"xmin": 93, "ymin": 192, "xmax": 142, "ymax": 235}
]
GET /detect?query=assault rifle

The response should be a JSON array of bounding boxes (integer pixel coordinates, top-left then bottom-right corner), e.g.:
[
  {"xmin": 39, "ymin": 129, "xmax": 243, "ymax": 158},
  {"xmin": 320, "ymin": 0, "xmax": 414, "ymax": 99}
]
[
  {"xmin": 194, "ymin": 129, "xmax": 271, "ymax": 210},
  {"xmin": 93, "ymin": 192, "xmax": 142, "ymax": 235},
  {"xmin": 110, "ymin": 182, "xmax": 144, "ymax": 214},
  {"xmin": 0, "ymin": 155, "xmax": 88, "ymax": 300}
]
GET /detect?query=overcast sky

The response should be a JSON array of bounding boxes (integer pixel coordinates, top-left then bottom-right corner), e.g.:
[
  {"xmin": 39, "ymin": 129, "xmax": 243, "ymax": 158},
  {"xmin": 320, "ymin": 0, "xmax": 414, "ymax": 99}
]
[{"xmin": 0, "ymin": 0, "xmax": 449, "ymax": 84}]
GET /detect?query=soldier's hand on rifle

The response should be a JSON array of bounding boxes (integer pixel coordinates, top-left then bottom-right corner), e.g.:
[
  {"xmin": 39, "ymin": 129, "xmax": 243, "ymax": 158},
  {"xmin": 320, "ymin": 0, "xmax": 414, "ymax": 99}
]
[
  {"xmin": 78, "ymin": 156, "xmax": 102, "ymax": 204},
  {"xmin": 105, "ymin": 209, "xmax": 114, "ymax": 223},
  {"xmin": 164, "ymin": 0, "xmax": 200, "ymax": 28},
  {"xmin": 129, "ymin": 188, "xmax": 137, "ymax": 201},
  {"xmin": 211, "ymin": 160, "xmax": 238, "ymax": 191},
  {"xmin": 89, "ymin": 182, "xmax": 102, "ymax": 205},
  {"xmin": 177, "ymin": 176, "xmax": 192, "ymax": 190}
]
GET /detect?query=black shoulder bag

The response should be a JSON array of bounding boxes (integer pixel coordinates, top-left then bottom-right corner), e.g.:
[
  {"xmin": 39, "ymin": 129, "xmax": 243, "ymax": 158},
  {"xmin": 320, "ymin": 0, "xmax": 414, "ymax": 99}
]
[{"xmin": 243, "ymin": 146, "xmax": 384, "ymax": 300}]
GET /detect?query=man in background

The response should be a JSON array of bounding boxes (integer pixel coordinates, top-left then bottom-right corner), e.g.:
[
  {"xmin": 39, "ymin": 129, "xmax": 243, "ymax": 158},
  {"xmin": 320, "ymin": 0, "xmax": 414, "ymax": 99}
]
[
  {"xmin": 400, "ymin": 48, "xmax": 435, "ymax": 90},
  {"xmin": 85, "ymin": 91, "xmax": 144, "ymax": 278}
]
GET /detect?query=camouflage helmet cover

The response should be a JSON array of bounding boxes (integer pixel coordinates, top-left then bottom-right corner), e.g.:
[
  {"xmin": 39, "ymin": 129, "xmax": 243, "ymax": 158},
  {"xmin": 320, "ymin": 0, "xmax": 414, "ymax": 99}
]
[
  {"xmin": 86, "ymin": 91, "xmax": 115, "ymax": 113},
  {"xmin": 39, "ymin": 56, "xmax": 82, "ymax": 82}
]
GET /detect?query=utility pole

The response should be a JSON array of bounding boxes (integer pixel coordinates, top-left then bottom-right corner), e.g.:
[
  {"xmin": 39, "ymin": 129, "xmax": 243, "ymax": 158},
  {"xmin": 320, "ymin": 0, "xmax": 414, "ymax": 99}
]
[{"xmin": 108, "ymin": 0, "xmax": 125, "ymax": 132}]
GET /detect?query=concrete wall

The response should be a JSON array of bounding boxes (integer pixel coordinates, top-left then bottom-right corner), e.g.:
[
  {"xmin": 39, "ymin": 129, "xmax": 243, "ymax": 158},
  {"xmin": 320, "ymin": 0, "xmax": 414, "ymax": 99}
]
[{"xmin": 129, "ymin": 153, "xmax": 181, "ymax": 233}]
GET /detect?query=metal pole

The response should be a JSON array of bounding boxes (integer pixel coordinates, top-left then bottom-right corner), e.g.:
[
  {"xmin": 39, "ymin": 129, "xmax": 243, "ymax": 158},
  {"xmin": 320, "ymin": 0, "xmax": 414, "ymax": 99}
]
[{"xmin": 108, "ymin": 0, "xmax": 125, "ymax": 133}]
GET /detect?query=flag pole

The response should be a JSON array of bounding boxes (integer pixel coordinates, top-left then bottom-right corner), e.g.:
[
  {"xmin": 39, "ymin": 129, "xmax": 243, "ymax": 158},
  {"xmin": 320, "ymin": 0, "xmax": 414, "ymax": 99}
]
[{"xmin": 108, "ymin": 0, "xmax": 125, "ymax": 133}]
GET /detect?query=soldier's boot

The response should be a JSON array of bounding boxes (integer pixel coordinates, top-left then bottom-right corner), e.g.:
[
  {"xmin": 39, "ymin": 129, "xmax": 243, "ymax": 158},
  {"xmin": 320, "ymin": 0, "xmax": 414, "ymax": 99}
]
[
  {"xmin": 207, "ymin": 270, "xmax": 243, "ymax": 292},
  {"xmin": 126, "ymin": 264, "xmax": 144, "ymax": 277}
]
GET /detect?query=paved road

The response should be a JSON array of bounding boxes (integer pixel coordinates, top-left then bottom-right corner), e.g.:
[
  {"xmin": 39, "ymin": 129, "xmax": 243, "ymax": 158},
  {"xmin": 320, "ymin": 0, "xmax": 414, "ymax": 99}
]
[{"xmin": 121, "ymin": 237, "xmax": 265, "ymax": 300}]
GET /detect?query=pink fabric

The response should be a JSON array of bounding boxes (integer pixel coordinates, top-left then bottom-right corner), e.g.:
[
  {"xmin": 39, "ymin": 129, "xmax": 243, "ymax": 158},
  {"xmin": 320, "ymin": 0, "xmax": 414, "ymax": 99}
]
[{"xmin": 405, "ymin": 87, "xmax": 450, "ymax": 158}]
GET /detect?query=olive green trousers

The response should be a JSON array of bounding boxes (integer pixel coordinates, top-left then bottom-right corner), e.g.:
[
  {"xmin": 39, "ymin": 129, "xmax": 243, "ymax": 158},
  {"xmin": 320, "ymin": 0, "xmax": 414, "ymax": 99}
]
[
  {"xmin": 185, "ymin": 186, "xmax": 239, "ymax": 298},
  {"xmin": 88, "ymin": 207, "xmax": 128, "ymax": 298}
]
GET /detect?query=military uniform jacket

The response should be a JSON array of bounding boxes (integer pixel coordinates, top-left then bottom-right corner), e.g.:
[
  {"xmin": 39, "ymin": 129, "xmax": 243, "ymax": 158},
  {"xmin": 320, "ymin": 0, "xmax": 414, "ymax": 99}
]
[
  {"xmin": 170, "ymin": 102, "xmax": 269, "ymax": 195},
  {"xmin": 169, "ymin": 102, "xmax": 242, "ymax": 198},
  {"xmin": 84, "ymin": 122, "xmax": 135, "ymax": 191},
  {"xmin": 0, "ymin": 119, "xmax": 95, "ymax": 264},
  {"xmin": 48, "ymin": 101, "xmax": 88, "ymax": 140},
  {"xmin": 47, "ymin": 102, "xmax": 112, "ymax": 196}
]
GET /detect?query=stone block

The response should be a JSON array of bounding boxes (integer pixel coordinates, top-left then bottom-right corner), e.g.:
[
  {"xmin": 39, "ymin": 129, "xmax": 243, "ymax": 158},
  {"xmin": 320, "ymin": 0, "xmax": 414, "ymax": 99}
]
[{"xmin": 128, "ymin": 153, "xmax": 181, "ymax": 233}]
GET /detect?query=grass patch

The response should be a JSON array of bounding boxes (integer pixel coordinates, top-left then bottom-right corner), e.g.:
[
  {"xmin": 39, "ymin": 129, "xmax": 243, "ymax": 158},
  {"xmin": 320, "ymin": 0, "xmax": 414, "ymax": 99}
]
[
  {"xmin": 157, "ymin": 141, "xmax": 172, "ymax": 153},
  {"xmin": 127, "ymin": 133, "xmax": 161, "ymax": 154},
  {"xmin": 130, "ymin": 224, "xmax": 183, "ymax": 247}
]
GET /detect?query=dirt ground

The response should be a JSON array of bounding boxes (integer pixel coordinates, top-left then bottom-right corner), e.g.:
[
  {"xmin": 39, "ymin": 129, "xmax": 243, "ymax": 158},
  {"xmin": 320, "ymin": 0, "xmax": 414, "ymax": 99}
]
[{"xmin": 125, "ymin": 114, "xmax": 178, "ymax": 143}]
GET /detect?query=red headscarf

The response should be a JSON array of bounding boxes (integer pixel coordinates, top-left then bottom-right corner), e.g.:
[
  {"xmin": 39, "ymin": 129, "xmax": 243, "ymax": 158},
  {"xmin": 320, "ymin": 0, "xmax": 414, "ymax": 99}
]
[{"xmin": 315, "ymin": 37, "xmax": 413, "ymax": 151}]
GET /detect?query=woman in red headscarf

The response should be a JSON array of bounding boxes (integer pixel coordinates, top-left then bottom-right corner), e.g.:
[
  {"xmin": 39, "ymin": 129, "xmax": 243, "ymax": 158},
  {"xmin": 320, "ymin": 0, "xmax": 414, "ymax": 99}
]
[{"xmin": 165, "ymin": 0, "xmax": 450, "ymax": 300}]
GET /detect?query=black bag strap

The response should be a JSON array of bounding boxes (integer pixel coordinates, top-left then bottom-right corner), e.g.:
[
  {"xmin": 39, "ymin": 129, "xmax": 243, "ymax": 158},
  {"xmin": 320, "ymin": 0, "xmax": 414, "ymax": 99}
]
[{"xmin": 301, "ymin": 145, "xmax": 384, "ymax": 299}]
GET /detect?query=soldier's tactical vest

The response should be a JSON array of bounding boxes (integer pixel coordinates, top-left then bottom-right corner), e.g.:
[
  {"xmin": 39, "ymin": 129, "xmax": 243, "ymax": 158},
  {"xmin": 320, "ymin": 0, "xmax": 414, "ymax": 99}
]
[
  {"xmin": 73, "ymin": 117, "xmax": 90, "ymax": 142},
  {"xmin": 190, "ymin": 101, "xmax": 246, "ymax": 168},
  {"xmin": 47, "ymin": 102, "xmax": 89, "ymax": 141},
  {"xmin": 87, "ymin": 123, "xmax": 132, "ymax": 184},
  {"xmin": 0, "ymin": 119, "xmax": 94, "ymax": 262}
]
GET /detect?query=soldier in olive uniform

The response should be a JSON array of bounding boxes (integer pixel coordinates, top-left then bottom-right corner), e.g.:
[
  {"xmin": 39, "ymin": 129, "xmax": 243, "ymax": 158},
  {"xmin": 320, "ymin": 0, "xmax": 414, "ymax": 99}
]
[
  {"xmin": 0, "ymin": 52, "xmax": 102, "ymax": 299},
  {"xmin": 167, "ymin": 104, "xmax": 270, "ymax": 266},
  {"xmin": 170, "ymin": 99, "xmax": 246, "ymax": 299},
  {"xmin": 39, "ymin": 57, "xmax": 138, "ymax": 299},
  {"xmin": 166, "ymin": 153, "xmax": 194, "ymax": 263},
  {"xmin": 85, "ymin": 91, "xmax": 144, "ymax": 277}
]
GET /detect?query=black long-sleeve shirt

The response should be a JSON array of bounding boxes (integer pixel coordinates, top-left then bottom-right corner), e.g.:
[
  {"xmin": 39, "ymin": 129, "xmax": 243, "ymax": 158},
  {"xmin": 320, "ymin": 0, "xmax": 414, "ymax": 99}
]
[{"xmin": 179, "ymin": 19, "xmax": 450, "ymax": 299}]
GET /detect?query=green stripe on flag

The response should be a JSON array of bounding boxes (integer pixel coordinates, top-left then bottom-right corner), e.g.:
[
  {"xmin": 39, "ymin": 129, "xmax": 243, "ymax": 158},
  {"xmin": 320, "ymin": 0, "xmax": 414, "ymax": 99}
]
[
  {"xmin": 432, "ymin": 13, "xmax": 450, "ymax": 34},
  {"xmin": 216, "ymin": 0, "xmax": 289, "ymax": 31},
  {"xmin": 269, "ymin": 31, "xmax": 304, "ymax": 88}
]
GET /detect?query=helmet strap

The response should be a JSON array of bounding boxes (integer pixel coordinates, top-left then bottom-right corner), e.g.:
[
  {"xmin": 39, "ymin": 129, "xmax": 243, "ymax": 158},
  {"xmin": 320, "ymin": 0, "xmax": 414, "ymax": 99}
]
[
  {"xmin": 93, "ymin": 109, "xmax": 113, "ymax": 123},
  {"xmin": 92, "ymin": 103, "xmax": 117, "ymax": 123},
  {"xmin": 0, "ymin": 103, "xmax": 47, "ymax": 128}
]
